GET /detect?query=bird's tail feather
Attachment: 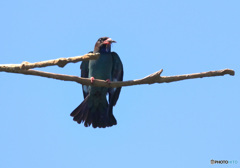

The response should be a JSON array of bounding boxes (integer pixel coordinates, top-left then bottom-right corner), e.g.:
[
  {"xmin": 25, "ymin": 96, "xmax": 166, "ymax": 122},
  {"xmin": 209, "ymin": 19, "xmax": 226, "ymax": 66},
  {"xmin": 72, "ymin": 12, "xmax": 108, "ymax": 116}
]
[
  {"xmin": 107, "ymin": 101, "xmax": 117, "ymax": 126},
  {"xmin": 70, "ymin": 95, "xmax": 117, "ymax": 128}
]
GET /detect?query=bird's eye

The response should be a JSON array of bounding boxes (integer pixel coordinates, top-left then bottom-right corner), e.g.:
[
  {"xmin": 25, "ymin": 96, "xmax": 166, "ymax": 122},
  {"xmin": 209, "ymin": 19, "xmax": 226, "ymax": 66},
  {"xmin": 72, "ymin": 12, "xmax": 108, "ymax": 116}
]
[{"xmin": 98, "ymin": 38, "xmax": 102, "ymax": 42}]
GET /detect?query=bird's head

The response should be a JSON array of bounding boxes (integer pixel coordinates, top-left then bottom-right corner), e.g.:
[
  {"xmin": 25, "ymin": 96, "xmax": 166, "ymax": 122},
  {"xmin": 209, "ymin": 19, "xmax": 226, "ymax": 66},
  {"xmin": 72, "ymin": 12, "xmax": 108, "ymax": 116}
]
[{"xmin": 94, "ymin": 37, "xmax": 116, "ymax": 53}]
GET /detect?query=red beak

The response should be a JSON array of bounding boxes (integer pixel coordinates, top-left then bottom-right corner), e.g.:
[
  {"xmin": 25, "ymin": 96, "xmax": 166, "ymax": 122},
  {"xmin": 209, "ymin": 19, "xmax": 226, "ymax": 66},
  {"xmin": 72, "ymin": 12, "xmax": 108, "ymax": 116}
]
[{"xmin": 103, "ymin": 38, "xmax": 116, "ymax": 44}]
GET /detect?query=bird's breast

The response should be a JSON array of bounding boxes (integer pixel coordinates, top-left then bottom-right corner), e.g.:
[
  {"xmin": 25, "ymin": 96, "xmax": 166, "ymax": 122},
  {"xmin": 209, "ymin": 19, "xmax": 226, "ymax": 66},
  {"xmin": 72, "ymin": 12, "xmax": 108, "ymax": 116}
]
[{"xmin": 88, "ymin": 53, "xmax": 113, "ymax": 80}]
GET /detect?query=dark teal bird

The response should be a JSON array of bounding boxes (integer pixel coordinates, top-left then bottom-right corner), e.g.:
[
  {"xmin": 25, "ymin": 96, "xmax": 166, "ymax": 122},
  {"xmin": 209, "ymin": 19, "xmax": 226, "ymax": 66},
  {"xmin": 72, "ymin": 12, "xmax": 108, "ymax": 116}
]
[{"xmin": 70, "ymin": 37, "xmax": 123, "ymax": 128}]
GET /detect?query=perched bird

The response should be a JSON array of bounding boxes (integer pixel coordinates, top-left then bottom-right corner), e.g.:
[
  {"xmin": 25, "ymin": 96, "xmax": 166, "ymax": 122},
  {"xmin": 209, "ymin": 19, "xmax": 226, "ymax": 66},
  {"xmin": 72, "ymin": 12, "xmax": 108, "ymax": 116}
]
[{"xmin": 70, "ymin": 37, "xmax": 123, "ymax": 128}]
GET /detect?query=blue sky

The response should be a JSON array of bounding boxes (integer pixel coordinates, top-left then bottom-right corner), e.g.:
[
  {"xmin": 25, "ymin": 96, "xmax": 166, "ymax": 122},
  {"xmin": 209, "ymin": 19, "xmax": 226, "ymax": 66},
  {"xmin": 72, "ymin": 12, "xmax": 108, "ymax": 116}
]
[{"xmin": 0, "ymin": 0, "xmax": 239, "ymax": 168}]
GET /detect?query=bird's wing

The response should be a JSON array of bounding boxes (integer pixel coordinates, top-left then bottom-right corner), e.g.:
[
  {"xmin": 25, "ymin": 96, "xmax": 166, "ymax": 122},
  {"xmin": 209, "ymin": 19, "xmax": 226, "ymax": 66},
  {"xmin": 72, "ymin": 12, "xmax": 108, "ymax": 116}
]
[
  {"xmin": 80, "ymin": 51, "xmax": 92, "ymax": 98},
  {"xmin": 108, "ymin": 52, "xmax": 124, "ymax": 106}
]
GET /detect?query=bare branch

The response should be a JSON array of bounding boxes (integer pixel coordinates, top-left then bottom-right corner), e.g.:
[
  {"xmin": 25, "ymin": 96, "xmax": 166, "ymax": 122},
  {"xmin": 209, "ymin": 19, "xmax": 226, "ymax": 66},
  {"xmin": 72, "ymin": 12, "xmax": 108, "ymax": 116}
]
[
  {"xmin": 0, "ymin": 53, "xmax": 99, "ymax": 70},
  {"xmin": 0, "ymin": 68, "xmax": 235, "ymax": 88}
]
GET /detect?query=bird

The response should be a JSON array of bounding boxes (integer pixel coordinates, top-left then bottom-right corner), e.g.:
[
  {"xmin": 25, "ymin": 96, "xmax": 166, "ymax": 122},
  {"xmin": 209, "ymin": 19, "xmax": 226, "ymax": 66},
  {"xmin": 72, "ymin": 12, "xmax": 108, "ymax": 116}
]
[{"xmin": 70, "ymin": 37, "xmax": 123, "ymax": 128}]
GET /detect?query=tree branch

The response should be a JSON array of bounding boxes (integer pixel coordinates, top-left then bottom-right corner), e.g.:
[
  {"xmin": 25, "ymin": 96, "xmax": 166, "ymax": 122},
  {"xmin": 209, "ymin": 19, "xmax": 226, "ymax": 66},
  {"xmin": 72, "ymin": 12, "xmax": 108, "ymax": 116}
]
[
  {"xmin": 0, "ymin": 54, "xmax": 235, "ymax": 87},
  {"xmin": 0, "ymin": 53, "xmax": 99, "ymax": 70},
  {"xmin": 0, "ymin": 67, "xmax": 235, "ymax": 88}
]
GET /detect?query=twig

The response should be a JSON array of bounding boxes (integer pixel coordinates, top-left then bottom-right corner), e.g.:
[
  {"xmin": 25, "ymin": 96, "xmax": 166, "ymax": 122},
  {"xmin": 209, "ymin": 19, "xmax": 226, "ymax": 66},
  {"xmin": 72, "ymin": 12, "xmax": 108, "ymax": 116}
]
[
  {"xmin": 0, "ymin": 68, "xmax": 235, "ymax": 88},
  {"xmin": 0, "ymin": 53, "xmax": 99, "ymax": 70}
]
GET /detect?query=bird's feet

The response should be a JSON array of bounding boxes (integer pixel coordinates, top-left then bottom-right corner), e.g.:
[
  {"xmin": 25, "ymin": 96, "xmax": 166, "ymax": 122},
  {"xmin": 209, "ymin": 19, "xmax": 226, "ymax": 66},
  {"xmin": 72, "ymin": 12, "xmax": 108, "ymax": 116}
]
[
  {"xmin": 105, "ymin": 79, "xmax": 111, "ymax": 84},
  {"xmin": 90, "ymin": 77, "xmax": 111, "ymax": 84},
  {"xmin": 90, "ymin": 77, "xmax": 95, "ymax": 84}
]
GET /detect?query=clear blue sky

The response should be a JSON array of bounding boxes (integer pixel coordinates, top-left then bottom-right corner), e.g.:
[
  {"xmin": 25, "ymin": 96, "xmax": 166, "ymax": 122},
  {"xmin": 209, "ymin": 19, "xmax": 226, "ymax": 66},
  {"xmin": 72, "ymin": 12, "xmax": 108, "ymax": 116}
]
[{"xmin": 0, "ymin": 0, "xmax": 239, "ymax": 168}]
